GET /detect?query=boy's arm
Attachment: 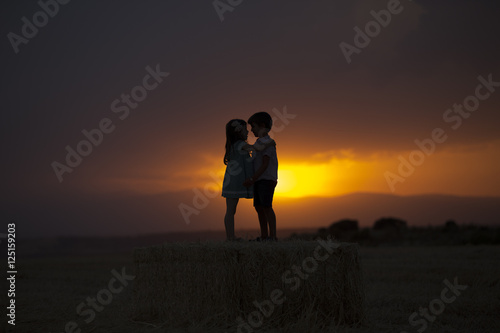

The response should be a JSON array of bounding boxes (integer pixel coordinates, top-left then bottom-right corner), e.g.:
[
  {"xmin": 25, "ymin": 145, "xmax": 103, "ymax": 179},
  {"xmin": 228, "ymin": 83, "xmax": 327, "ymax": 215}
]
[{"xmin": 243, "ymin": 155, "xmax": 270, "ymax": 187}]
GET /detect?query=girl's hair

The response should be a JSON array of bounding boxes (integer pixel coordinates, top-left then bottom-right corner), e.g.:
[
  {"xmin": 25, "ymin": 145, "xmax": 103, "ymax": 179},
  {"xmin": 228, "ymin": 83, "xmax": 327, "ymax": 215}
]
[{"xmin": 224, "ymin": 119, "xmax": 247, "ymax": 165}]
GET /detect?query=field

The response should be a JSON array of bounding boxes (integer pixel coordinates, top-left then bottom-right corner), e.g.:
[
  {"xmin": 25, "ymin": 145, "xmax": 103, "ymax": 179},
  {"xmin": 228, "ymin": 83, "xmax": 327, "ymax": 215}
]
[{"xmin": 4, "ymin": 245, "xmax": 500, "ymax": 333}]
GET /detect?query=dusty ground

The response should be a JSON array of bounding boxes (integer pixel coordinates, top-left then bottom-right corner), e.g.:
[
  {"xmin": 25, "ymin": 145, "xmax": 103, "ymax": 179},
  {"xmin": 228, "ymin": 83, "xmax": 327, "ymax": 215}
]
[{"xmin": 3, "ymin": 245, "xmax": 500, "ymax": 333}]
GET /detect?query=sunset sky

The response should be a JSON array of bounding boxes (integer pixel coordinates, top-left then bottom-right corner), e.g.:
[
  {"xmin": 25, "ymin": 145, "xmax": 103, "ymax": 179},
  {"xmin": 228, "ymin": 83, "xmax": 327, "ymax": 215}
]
[{"xmin": 2, "ymin": 0, "xmax": 499, "ymax": 236}]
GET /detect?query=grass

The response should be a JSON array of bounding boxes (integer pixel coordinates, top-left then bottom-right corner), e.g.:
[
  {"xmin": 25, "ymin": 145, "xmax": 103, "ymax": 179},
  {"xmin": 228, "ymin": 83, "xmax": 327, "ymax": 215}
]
[{"xmin": 4, "ymin": 245, "xmax": 500, "ymax": 333}]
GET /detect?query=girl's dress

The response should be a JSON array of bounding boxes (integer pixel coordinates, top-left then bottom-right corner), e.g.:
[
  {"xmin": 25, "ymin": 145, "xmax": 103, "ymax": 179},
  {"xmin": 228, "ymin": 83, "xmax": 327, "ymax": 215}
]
[{"xmin": 222, "ymin": 140, "xmax": 254, "ymax": 198}]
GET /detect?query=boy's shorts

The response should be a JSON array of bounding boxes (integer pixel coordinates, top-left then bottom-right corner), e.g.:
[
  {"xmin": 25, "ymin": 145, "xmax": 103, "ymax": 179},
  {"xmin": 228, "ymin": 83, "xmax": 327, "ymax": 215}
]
[{"xmin": 253, "ymin": 179, "xmax": 277, "ymax": 207}]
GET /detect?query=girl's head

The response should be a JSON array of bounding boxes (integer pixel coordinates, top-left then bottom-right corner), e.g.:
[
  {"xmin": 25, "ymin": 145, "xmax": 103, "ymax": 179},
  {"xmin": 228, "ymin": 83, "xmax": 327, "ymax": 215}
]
[{"xmin": 224, "ymin": 119, "xmax": 248, "ymax": 165}]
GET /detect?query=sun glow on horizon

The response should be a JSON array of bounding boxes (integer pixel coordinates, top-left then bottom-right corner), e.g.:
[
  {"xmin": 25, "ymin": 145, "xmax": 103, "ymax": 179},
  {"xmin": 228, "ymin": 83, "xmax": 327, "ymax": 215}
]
[
  {"xmin": 275, "ymin": 163, "xmax": 339, "ymax": 198},
  {"xmin": 94, "ymin": 141, "xmax": 500, "ymax": 199}
]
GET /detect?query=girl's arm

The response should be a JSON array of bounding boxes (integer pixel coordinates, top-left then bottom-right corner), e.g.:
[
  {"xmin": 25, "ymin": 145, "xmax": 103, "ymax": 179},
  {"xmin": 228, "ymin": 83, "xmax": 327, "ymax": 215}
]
[
  {"xmin": 241, "ymin": 139, "xmax": 276, "ymax": 152},
  {"xmin": 243, "ymin": 155, "xmax": 270, "ymax": 187}
]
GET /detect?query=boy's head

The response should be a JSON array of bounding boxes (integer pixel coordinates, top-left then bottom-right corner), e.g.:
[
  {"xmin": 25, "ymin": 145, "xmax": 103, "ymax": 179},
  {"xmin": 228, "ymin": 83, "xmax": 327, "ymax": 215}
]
[{"xmin": 248, "ymin": 112, "xmax": 272, "ymax": 138}]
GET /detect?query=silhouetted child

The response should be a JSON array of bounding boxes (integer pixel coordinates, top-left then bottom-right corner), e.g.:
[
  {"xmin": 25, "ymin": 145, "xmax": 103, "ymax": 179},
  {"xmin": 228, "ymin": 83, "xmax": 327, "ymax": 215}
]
[
  {"xmin": 222, "ymin": 119, "xmax": 275, "ymax": 241},
  {"xmin": 243, "ymin": 112, "xmax": 278, "ymax": 241}
]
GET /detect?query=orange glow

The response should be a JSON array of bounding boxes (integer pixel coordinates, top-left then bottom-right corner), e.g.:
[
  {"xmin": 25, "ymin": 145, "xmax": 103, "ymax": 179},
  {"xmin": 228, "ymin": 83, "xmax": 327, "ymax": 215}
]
[
  {"xmin": 90, "ymin": 140, "xmax": 500, "ymax": 198},
  {"xmin": 275, "ymin": 163, "xmax": 334, "ymax": 198}
]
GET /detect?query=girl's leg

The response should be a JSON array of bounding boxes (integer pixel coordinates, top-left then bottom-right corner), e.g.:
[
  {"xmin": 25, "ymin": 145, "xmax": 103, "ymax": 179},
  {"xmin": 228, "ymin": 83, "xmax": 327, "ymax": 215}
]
[{"xmin": 224, "ymin": 198, "xmax": 239, "ymax": 240}]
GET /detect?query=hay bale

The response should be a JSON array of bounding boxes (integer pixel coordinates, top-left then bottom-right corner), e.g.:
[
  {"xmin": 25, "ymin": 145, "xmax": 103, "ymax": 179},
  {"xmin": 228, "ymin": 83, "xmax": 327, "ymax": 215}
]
[{"xmin": 132, "ymin": 240, "xmax": 364, "ymax": 330}]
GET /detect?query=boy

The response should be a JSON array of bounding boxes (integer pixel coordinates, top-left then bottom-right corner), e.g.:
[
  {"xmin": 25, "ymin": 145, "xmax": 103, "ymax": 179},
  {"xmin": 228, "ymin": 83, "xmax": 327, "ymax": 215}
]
[{"xmin": 243, "ymin": 112, "xmax": 278, "ymax": 241}]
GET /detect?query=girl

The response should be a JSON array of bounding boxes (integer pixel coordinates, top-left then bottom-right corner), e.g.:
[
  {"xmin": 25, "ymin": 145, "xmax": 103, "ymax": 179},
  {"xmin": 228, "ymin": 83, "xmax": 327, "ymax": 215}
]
[{"xmin": 222, "ymin": 119, "xmax": 274, "ymax": 241}]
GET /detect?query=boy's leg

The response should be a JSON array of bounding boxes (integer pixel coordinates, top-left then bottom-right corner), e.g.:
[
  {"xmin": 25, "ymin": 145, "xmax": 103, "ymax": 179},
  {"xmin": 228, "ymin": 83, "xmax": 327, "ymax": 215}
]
[
  {"xmin": 261, "ymin": 180, "xmax": 277, "ymax": 239},
  {"xmin": 255, "ymin": 206, "xmax": 269, "ymax": 238},
  {"xmin": 254, "ymin": 180, "xmax": 268, "ymax": 239},
  {"xmin": 224, "ymin": 198, "xmax": 239, "ymax": 240},
  {"xmin": 264, "ymin": 207, "xmax": 276, "ymax": 239}
]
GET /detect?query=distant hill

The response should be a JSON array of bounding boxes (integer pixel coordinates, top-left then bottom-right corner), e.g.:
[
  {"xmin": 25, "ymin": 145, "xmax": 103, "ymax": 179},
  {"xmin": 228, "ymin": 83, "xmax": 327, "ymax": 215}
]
[
  {"xmin": 275, "ymin": 192, "xmax": 500, "ymax": 229},
  {"xmin": 3, "ymin": 190, "xmax": 499, "ymax": 238}
]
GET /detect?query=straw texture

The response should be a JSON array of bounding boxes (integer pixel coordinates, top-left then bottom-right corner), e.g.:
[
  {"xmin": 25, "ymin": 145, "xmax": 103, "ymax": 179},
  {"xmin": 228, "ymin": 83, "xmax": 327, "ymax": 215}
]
[{"xmin": 132, "ymin": 240, "xmax": 364, "ymax": 330}]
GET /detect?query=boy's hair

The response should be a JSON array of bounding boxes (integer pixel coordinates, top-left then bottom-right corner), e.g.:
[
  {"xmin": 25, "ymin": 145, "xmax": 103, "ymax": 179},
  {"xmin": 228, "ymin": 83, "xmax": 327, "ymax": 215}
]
[{"xmin": 248, "ymin": 112, "xmax": 272, "ymax": 130}]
